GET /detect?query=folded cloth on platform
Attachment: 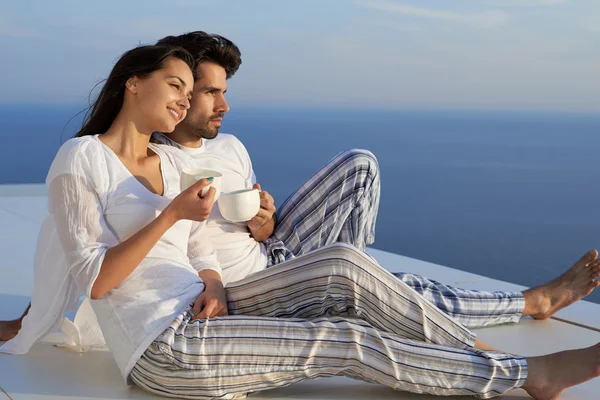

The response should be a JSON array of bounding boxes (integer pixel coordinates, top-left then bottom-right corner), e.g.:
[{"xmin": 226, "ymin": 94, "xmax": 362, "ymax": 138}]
[{"xmin": 50, "ymin": 298, "xmax": 107, "ymax": 352}]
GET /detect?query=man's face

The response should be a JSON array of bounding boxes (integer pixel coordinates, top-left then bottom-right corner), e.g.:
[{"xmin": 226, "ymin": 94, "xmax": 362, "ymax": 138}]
[{"xmin": 177, "ymin": 61, "xmax": 230, "ymax": 140}]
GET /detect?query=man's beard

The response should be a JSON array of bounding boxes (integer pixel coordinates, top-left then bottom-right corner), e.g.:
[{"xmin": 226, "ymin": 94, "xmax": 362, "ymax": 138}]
[
  {"xmin": 193, "ymin": 114, "xmax": 222, "ymax": 139},
  {"xmin": 194, "ymin": 125, "xmax": 219, "ymax": 140}
]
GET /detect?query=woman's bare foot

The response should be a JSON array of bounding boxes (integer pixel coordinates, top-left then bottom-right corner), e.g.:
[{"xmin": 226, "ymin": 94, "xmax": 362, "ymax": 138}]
[
  {"xmin": 523, "ymin": 249, "xmax": 600, "ymax": 320},
  {"xmin": 523, "ymin": 343, "xmax": 600, "ymax": 400},
  {"xmin": 474, "ymin": 337, "xmax": 501, "ymax": 352},
  {"xmin": 0, "ymin": 319, "xmax": 21, "ymax": 341}
]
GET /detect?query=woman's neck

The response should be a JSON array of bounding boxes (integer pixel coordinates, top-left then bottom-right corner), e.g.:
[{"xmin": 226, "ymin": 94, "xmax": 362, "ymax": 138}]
[{"xmin": 100, "ymin": 109, "xmax": 153, "ymax": 161}]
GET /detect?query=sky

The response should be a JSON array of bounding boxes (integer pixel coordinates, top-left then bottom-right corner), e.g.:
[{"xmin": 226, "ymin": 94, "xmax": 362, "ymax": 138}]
[{"xmin": 1, "ymin": 0, "xmax": 599, "ymax": 112}]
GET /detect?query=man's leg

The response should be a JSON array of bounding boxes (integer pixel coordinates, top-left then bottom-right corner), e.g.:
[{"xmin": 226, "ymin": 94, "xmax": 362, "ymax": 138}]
[
  {"xmin": 394, "ymin": 250, "xmax": 600, "ymax": 329},
  {"xmin": 267, "ymin": 149, "xmax": 600, "ymax": 329},
  {"xmin": 267, "ymin": 149, "xmax": 380, "ymax": 264},
  {"xmin": 394, "ymin": 272, "xmax": 524, "ymax": 328}
]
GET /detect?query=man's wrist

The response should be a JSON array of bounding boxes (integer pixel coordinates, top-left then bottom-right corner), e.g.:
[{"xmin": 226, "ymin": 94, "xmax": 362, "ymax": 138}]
[
  {"xmin": 249, "ymin": 220, "xmax": 267, "ymax": 233},
  {"xmin": 249, "ymin": 213, "xmax": 276, "ymax": 242}
]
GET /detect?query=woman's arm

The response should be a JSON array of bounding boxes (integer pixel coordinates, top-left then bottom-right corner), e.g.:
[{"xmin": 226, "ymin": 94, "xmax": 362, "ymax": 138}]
[
  {"xmin": 187, "ymin": 220, "xmax": 226, "ymax": 318},
  {"xmin": 191, "ymin": 269, "xmax": 228, "ymax": 319},
  {"xmin": 51, "ymin": 171, "xmax": 216, "ymax": 300},
  {"xmin": 90, "ymin": 207, "xmax": 179, "ymax": 299},
  {"xmin": 93, "ymin": 180, "xmax": 217, "ymax": 299}
]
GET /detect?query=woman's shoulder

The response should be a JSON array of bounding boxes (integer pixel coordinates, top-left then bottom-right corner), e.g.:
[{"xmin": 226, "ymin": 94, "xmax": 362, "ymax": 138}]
[
  {"xmin": 55, "ymin": 135, "xmax": 103, "ymax": 160},
  {"xmin": 47, "ymin": 135, "xmax": 106, "ymax": 181}
]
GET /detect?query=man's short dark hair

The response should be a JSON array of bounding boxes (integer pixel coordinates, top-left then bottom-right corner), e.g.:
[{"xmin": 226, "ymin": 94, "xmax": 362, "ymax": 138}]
[{"xmin": 156, "ymin": 31, "xmax": 241, "ymax": 79}]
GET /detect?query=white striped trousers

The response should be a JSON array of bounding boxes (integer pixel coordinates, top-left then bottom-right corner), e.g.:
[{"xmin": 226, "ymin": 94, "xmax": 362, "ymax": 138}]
[
  {"xmin": 266, "ymin": 148, "xmax": 525, "ymax": 329},
  {"xmin": 131, "ymin": 244, "xmax": 528, "ymax": 399}
]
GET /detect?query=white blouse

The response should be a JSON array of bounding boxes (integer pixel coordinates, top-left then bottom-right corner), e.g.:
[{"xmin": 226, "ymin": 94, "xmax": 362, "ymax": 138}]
[{"xmin": 0, "ymin": 135, "xmax": 221, "ymax": 382}]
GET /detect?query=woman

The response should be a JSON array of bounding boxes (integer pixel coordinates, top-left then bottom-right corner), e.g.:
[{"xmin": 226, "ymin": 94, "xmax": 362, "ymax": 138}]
[
  {"xmin": 1, "ymin": 44, "xmax": 599, "ymax": 400},
  {"xmin": 0, "ymin": 43, "xmax": 221, "ymax": 375}
]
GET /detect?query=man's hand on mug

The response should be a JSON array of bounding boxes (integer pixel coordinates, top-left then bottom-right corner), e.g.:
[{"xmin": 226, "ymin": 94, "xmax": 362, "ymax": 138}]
[{"xmin": 246, "ymin": 183, "xmax": 276, "ymax": 232}]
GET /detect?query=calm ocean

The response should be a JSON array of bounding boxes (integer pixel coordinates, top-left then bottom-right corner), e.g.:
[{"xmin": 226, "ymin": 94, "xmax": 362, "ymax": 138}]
[{"xmin": 2, "ymin": 105, "xmax": 600, "ymax": 303}]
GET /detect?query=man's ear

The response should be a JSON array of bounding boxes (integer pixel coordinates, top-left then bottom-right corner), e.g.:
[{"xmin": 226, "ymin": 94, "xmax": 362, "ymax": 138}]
[{"xmin": 125, "ymin": 76, "xmax": 139, "ymax": 94}]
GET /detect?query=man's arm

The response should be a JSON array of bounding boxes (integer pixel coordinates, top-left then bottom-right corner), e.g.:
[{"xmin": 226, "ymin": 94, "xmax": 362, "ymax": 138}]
[
  {"xmin": 249, "ymin": 213, "xmax": 277, "ymax": 242},
  {"xmin": 247, "ymin": 184, "xmax": 277, "ymax": 242}
]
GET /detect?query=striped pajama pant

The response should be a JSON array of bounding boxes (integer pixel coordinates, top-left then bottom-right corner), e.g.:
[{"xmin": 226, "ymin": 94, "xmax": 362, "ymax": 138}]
[
  {"xmin": 131, "ymin": 149, "xmax": 529, "ymax": 398},
  {"xmin": 130, "ymin": 244, "xmax": 528, "ymax": 399},
  {"xmin": 266, "ymin": 149, "xmax": 524, "ymax": 329}
]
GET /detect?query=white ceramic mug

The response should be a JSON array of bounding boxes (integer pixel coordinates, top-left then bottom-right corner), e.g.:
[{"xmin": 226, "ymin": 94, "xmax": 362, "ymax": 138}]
[
  {"xmin": 217, "ymin": 188, "xmax": 261, "ymax": 222},
  {"xmin": 180, "ymin": 168, "xmax": 223, "ymax": 200}
]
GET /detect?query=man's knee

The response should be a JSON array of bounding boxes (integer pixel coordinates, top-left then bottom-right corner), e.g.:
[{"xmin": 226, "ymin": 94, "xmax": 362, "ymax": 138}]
[
  {"xmin": 341, "ymin": 149, "xmax": 379, "ymax": 172},
  {"xmin": 338, "ymin": 149, "xmax": 380, "ymax": 190}
]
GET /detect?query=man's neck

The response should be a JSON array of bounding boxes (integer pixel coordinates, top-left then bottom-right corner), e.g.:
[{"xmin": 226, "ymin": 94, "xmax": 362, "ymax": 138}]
[{"xmin": 166, "ymin": 130, "xmax": 203, "ymax": 149}]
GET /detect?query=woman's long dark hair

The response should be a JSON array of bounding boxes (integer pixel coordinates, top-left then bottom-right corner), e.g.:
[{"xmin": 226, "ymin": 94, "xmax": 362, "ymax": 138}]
[{"xmin": 74, "ymin": 45, "xmax": 194, "ymax": 138}]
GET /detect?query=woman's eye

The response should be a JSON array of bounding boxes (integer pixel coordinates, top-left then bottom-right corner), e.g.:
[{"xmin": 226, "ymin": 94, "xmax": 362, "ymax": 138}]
[{"xmin": 170, "ymin": 83, "xmax": 180, "ymax": 89}]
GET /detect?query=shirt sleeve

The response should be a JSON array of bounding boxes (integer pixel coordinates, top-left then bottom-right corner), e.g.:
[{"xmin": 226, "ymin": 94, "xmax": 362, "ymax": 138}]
[
  {"xmin": 233, "ymin": 136, "xmax": 256, "ymax": 187},
  {"xmin": 47, "ymin": 139, "xmax": 119, "ymax": 298},
  {"xmin": 187, "ymin": 221, "xmax": 222, "ymax": 277}
]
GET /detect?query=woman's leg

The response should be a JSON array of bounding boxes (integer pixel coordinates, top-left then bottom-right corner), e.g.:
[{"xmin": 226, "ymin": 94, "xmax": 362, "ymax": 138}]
[
  {"xmin": 131, "ymin": 243, "xmax": 599, "ymax": 399},
  {"xmin": 227, "ymin": 243, "xmax": 476, "ymax": 348},
  {"xmin": 0, "ymin": 304, "xmax": 29, "ymax": 341},
  {"xmin": 266, "ymin": 149, "xmax": 380, "ymax": 265},
  {"xmin": 131, "ymin": 313, "xmax": 528, "ymax": 400}
]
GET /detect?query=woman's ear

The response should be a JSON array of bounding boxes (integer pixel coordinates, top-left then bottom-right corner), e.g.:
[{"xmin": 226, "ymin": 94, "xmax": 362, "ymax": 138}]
[{"xmin": 125, "ymin": 76, "xmax": 139, "ymax": 94}]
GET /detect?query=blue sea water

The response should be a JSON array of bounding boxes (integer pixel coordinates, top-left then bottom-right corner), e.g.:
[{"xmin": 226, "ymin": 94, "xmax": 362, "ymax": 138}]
[{"xmin": 2, "ymin": 105, "xmax": 600, "ymax": 304}]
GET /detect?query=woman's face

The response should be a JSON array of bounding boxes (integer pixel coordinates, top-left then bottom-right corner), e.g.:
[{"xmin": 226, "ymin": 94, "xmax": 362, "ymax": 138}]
[{"xmin": 128, "ymin": 57, "xmax": 194, "ymax": 134}]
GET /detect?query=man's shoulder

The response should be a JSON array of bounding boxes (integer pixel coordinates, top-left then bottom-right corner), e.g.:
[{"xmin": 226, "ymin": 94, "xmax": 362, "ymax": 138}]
[
  {"xmin": 151, "ymin": 141, "xmax": 193, "ymax": 163},
  {"xmin": 205, "ymin": 133, "xmax": 252, "ymax": 167},
  {"xmin": 207, "ymin": 133, "xmax": 251, "ymax": 159},
  {"xmin": 152, "ymin": 132, "xmax": 181, "ymax": 148}
]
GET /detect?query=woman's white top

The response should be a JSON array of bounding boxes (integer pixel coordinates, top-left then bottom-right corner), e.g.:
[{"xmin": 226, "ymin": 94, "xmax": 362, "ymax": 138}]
[{"xmin": 0, "ymin": 135, "xmax": 221, "ymax": 382}]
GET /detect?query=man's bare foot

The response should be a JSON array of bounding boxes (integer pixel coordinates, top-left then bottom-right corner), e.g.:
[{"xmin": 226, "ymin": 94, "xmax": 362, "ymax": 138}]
[
  {"xmin": 523, "ymin": 343, "xmax": 600, "ymax": 400},
  {"xmin": 0, "ymin": 319, "xmax": 21, "ymax": 341},
  {"xmin": 523, "ymin": 249, "xmax": 600, "ymax": 320}
]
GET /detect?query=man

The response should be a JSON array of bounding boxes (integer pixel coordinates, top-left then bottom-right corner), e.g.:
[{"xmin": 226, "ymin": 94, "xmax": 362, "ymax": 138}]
[
  {"xmin": 152, "ymin": 32, "xmax": 381, "ymax": 319},
  {"xmin": 151, "ymin": 32, "xmax": 600, "ymax": 326},
  {"xmin": 1, "ymin": 31, "xmax": 599, "ymax": 341}
]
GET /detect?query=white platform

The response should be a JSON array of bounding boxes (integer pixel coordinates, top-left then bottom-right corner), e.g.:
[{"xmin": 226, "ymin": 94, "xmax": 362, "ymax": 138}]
[{"xmin": 0, "ymin": 184, "xmax": 599, "ymax": 399}]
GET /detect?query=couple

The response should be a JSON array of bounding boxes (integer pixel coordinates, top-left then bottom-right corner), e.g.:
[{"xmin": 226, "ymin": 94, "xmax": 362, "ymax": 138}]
[{"xmin": 1, "ymin": 31, "xmax": 599, "ymax": 400}]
